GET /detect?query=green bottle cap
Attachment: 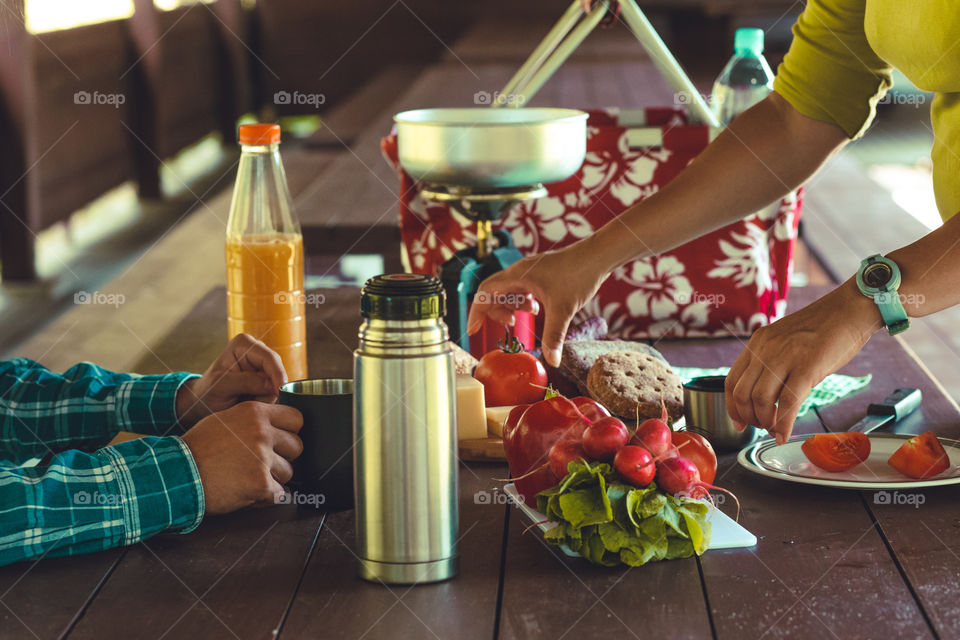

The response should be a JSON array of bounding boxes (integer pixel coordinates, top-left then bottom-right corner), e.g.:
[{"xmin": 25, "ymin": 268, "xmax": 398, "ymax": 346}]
[
  {"xmin": 360, "ymin": 273, "xmax": 445, "ymax": 321},
  {"xmin": 734, "ymin": 28, "xmax": 764, "ymax": 56}
]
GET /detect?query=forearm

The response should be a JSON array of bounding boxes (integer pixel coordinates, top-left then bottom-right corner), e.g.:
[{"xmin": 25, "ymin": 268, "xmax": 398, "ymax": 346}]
[
  {"xmin": 0, "ymin": 359, "xmax": 196, "ymax": 462},
  {"xmin": 885, "ymin": 212, "xmax": 960, "ymax": 317},
  {"xmin": 581, "ymin": 93, "xmax": 849, "ymax": 274},
  {"xmin": 0, "ymin": 436, "xmax": 203, "ymax": 566}
]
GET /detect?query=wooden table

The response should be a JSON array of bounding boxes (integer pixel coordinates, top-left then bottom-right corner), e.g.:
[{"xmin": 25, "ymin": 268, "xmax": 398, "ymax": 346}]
[{"xmin": 4, "ymin": 284, "xmax": 960, "ymax": 639}]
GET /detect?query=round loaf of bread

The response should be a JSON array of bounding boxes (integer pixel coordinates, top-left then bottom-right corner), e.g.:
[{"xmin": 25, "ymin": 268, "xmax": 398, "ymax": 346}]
[{"xmin": 586, "ymin": 350, "xmax": 683, "ymax": 421}]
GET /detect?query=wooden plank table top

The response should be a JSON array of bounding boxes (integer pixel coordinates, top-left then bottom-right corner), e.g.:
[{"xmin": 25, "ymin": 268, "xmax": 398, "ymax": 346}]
[{"xmin": 4, "ymin": 284, "xmax": 960, "ymax": 639}]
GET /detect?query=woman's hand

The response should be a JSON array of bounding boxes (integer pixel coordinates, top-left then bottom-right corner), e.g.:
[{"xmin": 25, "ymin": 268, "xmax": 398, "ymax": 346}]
[
  {"xmin": 725, "ymin": 280, "xmax": 881, "ymax": 444},
  {"xmin": 466, "ymin": 240, "xmax": 609, "ymax": 367}
]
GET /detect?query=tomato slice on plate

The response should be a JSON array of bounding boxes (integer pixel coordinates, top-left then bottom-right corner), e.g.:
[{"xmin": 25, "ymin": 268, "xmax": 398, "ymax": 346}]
[
  {"xmin": 887, "ymin": 431, "xmax": 951, "ymax": 479},
  {"xmin": 801, "ymin": 433, "xmax": 871, "ymax": 472}
]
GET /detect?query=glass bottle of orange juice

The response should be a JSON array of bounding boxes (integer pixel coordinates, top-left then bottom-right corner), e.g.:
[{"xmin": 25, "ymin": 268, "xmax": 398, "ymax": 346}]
[{"xmin": 225, "ymin": 123, "xmax": 307, "ymax": 381}]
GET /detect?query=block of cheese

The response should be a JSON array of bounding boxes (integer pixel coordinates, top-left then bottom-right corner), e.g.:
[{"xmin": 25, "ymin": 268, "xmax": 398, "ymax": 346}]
[
  {"xmin": 485, "ymin": 405, "xmax": 518, "ymax": 438},
  {"xmin": 456, "ymin": 374, "xmax": 487, "ymax": 440}
]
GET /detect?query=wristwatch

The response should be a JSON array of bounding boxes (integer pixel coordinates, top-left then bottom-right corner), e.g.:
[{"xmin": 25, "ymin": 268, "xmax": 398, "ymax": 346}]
[{"xmin": 855, "ymin": 254, "xmax": 910, "ymax": 335}]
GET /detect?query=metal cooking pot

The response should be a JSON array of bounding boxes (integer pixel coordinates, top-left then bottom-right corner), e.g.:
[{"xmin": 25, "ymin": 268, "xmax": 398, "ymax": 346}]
[{"xmin": 394, "ymin": 108, "xmax": 588, "ymax": 189}]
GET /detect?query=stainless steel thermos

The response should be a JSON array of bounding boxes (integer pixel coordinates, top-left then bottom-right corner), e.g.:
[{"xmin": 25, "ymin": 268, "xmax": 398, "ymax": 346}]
[{"xmin": 353, "ymin": 274, "xmax": 459, "ymax": 584}]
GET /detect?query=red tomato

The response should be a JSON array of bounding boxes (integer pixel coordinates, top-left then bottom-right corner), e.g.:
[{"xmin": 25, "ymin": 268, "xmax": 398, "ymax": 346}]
[
  {"xmin": 801, "ymin": 433, "xmax": 871, "ymax": 472},
  {"xmin": 474, "ymin": 337, "xmax": 548, "ymax": 407},
  {"xmin": 671, "ymin": 431, "xmax": 718, "ymax": 485},
  {"xmin": 888, "ymin": 431, "xmax": 950, "ymax": 479}
]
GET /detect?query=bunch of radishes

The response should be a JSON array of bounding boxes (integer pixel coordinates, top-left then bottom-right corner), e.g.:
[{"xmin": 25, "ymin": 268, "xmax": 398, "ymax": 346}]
[{"xmin": 548, "ymin": 401, "xmax": 729, "ymax": 505}]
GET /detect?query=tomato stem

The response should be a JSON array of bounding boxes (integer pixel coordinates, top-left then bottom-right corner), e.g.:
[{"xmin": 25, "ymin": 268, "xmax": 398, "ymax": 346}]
[{"xmin": 497, "ymin": 326, "xmax": 526, "ymax": 354}]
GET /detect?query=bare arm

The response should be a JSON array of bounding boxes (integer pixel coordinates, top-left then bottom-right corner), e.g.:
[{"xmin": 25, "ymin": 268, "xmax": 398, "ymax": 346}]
[{"xmin": 469, "ymin": 92, "xmax": 850, "ymax": 365}]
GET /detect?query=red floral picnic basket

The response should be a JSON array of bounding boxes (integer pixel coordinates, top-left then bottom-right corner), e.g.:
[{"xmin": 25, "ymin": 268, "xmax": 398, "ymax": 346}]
[{"xmin": 382, "ymin": 0, "xmax": 803, "ymax": 339}]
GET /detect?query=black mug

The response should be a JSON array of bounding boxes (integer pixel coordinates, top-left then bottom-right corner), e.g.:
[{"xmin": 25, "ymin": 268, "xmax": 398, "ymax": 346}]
[{"xmin": 278, "ymin": 378, "xmax": 354, "ymax": 511}]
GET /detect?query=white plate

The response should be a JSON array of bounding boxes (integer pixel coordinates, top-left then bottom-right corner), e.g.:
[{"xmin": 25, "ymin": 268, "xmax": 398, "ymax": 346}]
[
  {"xmin": 738, "ymin": 433, "xmax": 960, "ymax": 489},
  {"xmin": 503, "ymin": 483, "xmax": 755, "ymax": 556}
]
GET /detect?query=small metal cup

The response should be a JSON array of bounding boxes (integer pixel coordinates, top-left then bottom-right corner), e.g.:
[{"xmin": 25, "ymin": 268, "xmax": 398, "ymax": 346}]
[
  {"xmin": 682, "ymin": 375, "xmax": 760, "ymax": 452},
  {"xmin": 278, "ymin": 378, "xmax": 354, "ymax": 511}
]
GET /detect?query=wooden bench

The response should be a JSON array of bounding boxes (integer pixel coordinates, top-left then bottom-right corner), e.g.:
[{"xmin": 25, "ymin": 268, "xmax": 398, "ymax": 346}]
[{"xmin": 6, "ymin": 43, "xmax": 456, "ymax": 371}]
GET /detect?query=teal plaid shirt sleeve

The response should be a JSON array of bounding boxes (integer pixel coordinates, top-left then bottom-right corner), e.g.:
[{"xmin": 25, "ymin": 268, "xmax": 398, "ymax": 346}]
[
  {"xmin": 0, "ymin": 359, "xmax": 205, "ymax": 566},
  {"xmin": 0, "ymin": 358, "xmax": 199, "ymax": 463},
  {"xmin": 0, "ymin": 435, "xmax": 204, "ymax": 566}
]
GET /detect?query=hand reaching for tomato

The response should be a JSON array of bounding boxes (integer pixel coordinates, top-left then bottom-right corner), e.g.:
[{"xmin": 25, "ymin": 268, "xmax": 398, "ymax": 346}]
[{"xmin": 467, "ymin": 242, "xmax": 610, "ymax": 367}]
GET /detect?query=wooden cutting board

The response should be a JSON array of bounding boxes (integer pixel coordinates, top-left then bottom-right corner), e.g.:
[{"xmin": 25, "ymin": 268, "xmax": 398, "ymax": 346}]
[{"xmin": 459, "ymin": 437, "xmax": 507, "ymax": 462}]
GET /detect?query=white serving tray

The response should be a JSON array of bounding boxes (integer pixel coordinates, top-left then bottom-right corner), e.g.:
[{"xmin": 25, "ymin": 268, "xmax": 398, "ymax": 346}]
[{"xmin": 504, "ymin": 483, "xmax": 755, "ymax": 556}]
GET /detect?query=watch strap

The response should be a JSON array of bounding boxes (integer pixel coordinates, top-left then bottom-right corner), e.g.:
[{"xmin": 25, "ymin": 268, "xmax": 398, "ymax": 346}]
[{"xmin": 873, "ymin": 291, "xmax": 910, "ymax": 335}]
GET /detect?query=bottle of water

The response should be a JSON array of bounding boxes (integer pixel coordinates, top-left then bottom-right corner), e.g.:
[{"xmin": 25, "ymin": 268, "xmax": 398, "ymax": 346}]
[{"xmin": 711, "ymin": 28, "xmax": 774, "ymax": 126}]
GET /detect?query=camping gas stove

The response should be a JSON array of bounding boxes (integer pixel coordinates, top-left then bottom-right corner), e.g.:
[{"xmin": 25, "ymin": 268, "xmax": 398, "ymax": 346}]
[
  {"xmin": 421, "ymin": 184, "xmax": 547, "ymax": 355},
  {"xmin": 393, "ymin": 106, "xmax": 588, "ymax": 357}
]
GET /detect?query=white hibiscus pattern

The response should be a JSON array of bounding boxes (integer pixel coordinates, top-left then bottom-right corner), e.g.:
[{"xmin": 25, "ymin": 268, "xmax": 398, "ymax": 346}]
[
  {"xmin": 405, "ymin": 195, "xmax": 475, "ymax": 271},
  {"xmin": 755, "ymin": 191, "xmax": 798, "ymax": 242},
  {"xmin": 497, "ymin": 193, "xmax": 593, "ymax": 253},
  {"xmin": 581, "ymin": 132, "xmax": 664, "ymax": 207},
  {"xmin": 618, "ymin": 256, "xmax": 694, "ymax": 321},
  {"xmin": 707, "ymin": 222, "xmax": 772, "ymax": 295}
]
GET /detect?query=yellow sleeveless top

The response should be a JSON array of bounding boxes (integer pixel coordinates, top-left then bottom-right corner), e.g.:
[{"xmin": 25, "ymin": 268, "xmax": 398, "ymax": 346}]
[{"xmin": 773, "ymin": 0, "xmax": 960, "ymax": 219}]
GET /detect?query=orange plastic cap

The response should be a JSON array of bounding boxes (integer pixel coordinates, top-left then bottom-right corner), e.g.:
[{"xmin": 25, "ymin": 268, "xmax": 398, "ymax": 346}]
[{"xmin": 238, "ymin": 123, "xmax": 281, "ymax": 145}]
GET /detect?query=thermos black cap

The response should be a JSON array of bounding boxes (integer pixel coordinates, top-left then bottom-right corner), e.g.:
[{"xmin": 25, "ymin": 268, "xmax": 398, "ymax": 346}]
[{"xmin": 361, "ymin": 274, "xmax": 446, "ymax": 320}]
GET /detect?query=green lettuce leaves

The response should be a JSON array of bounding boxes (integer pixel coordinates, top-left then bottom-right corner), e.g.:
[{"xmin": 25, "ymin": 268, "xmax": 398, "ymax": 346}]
[{"xmin": 536, "ymin": 461, "xmax": 711, "ymax": 567}]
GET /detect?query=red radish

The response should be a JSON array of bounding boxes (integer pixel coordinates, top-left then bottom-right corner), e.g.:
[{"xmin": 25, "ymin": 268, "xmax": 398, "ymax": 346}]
[
  {"xmin": 571, "ymin": 396, "xmax": 610, "ymax": 423},
  {"xmin": 655, "ymin": 444, "xmax": 681, "ymax": 463},
  {"xmin": 548, "ymin": 439, "xmax": 589, "ymax": 480},
  {"xmin": 614, "ymin": 445, "xmax": 655, "ymax": 487},
  {"xmin": 657, "ymin": 456, "xmax": 741, "ymax": 519},
  {"xmin": 657, "ymin": 456, "xmax": 701, "ymax": 496},
  {"xmin": 630, "ymin": 401, "xmax": 672, "ymax": 459},
  {"xmin": 582, "ymin": 416, "xmax": 629, "ymax": 460}
]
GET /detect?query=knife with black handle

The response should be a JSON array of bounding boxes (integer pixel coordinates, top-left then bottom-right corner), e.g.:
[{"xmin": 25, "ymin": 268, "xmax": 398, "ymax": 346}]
[{"xmin": 846, "ymin": 388, "xmax": 922, "ymax": 433}]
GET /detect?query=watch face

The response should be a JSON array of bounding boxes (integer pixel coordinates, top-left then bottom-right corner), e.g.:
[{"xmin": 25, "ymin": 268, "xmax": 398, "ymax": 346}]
[{"xmin": 863, "ymin": 261, "xmax": 893, "ymax": 288}]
